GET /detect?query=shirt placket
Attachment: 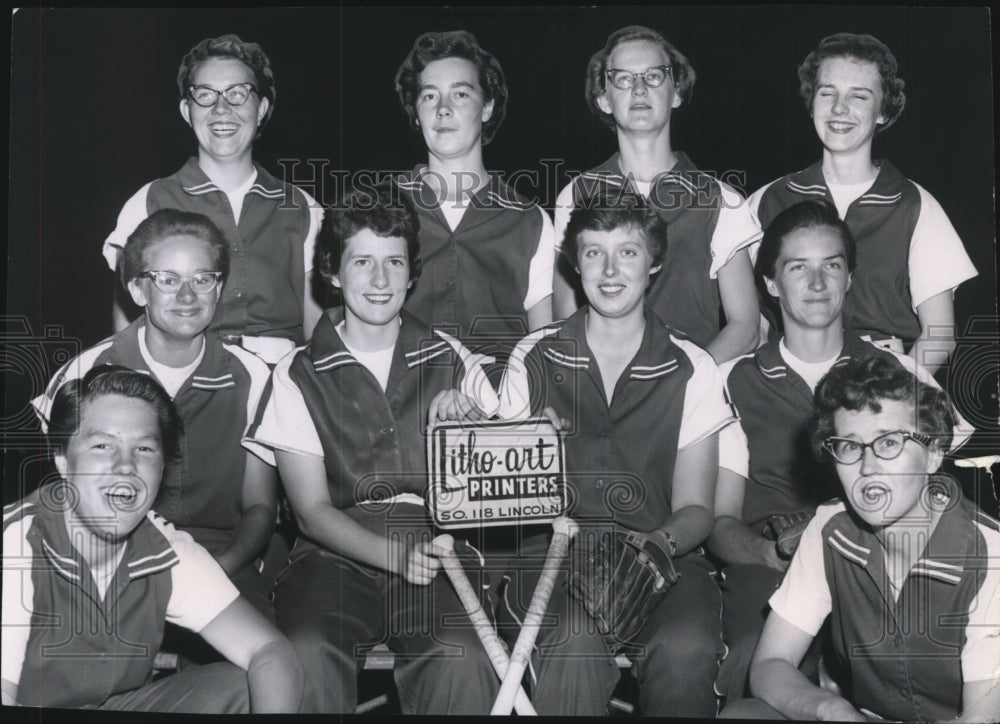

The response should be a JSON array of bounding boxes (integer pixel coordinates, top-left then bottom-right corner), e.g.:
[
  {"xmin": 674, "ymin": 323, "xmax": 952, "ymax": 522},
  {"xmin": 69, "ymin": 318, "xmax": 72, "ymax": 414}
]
[
  {"xmin": 585, "ymin": 361, "xmax": 616, "ymax": 504},
  {"xmin": 444, "ymin": 228, "xmax": 458, "ymax": 327},
  {"xmin": 861, "ymin": 548, "xmax": 917, "ymax": 719},
  {"xmin": 72, "ymin": 555, "xmax": 127, "ymax": 702},
  {"xmin": 377, "ymin": 383, "xmax": 403, "ymax": 476},
  {"xmin": 217, "ymin": 191, "xmax": 249, "ymax": 337}
]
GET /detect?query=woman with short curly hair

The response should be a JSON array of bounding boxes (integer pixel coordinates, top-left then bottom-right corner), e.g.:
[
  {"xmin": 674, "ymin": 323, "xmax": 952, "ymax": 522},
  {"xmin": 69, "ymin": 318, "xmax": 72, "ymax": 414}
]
[
  {"xmin": 392, "ymin": 30, "xmax": 555, "ymax": 342},
  {"xmin": 749, "ymin": 33, "xmax": 977, "ymax": 375},
  {"xmin": 102, "ymin": 34, "xmax": 323, "ymax": 365}
]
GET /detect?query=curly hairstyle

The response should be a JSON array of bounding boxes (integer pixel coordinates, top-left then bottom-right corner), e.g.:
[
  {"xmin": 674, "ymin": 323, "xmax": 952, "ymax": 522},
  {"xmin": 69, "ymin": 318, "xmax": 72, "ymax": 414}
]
[
  {"xmin": 798, "ymin": 32, "xmax": 906, "ymax": 132},
  {"xmin": 812, "ymin": 354, "xmax": 955, "ymax": 459},
  {"xmin": 317, "ymin": 182, "xmax": 422, "ymax": 289},
  {"xmin": 177, "ymin": 34, "xmax": 276, "ymax": 127},
  {"xmin": 585, "ymin": 25, "xmax": 697, "ymax": 132},
  {"xmin": 562, "ymin": 195, "xmax": 668, "ymax": 271},
  {"xmin": 48, "ymin": 365, "xmax": 183, "ymax": 462},
  {"xmin": 394, "ymin": 30, "xmax": 508, "ymax": 145},
  {"xmin": 119, "ymin": 208, "xmax": 230, "ymax": 289}
]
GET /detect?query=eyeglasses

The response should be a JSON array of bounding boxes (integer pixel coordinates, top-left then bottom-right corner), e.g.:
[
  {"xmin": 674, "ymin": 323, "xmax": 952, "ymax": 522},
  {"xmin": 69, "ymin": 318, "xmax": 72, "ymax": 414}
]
[
  {"xmin": 822, "ymin": 430, "xmax": 935, "ymax": 465},
  {"xmin": 139, "ymin": 271, "xmax": 223, "ymax": 294},
  {"xmin": 187, "ymin": 83, "xmax": 258, "ymax": 107},
  {"xmin": 605, "ymin": 65, "xmax": 673, "ymax": 91}
]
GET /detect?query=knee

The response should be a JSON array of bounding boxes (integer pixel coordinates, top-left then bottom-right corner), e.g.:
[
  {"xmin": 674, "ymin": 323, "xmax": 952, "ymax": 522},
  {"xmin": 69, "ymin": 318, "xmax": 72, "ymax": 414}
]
[
  {"xmin": 281, "ymin": 620, "xmax": 355, "ymax": 675},
  {"xmin": 646, "ymin": 616, "xmax": 721, "ymax": 670},
  {"xmin": 655, "ymin": 592, "xmax": 721, "ymax": 647},
  {"xmin": 428, "ymin": 626, "xmax": 496, "ymax": 675},
  {"xmin": 197, "ymin": 662, "xmax": 252, "ymax": 714},
  {"xmin": 721, "ymin": 565, "xmax": 783, "ymax": 607},
  {"xmin": 719, "ymin": 697, "xmax": 786, "ymax": 719},
  {"xmin": 672, "ymin": 626, "xmax": 721, "ymax": 665}
]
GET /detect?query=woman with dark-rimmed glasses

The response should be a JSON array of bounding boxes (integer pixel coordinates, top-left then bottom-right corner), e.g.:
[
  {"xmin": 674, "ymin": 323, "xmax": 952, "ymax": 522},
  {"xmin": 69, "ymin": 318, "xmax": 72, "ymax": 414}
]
[
  {"xmin": 721, "ymin": 354, "xmax": 999, "ymax": 721},
  {"xmin": 102, "ymin": 34, "xmax": 323, "ymax": 365},
  {"xmin": 552, "ymin": 25, "xmax": 762, "ymax": 365}
]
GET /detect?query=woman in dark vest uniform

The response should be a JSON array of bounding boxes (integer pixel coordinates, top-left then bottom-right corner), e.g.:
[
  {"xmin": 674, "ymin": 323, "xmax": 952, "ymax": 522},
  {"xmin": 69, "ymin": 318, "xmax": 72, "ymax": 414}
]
[
  {"xmin": 552, "ymin": 25, "xmax": 762, "ymax": 365},
  {"xmin": 103, "ymin": 34, "xmax": 322, "ymax": 365},
  {"xmin": 749, "ymin": 33, "xmax": 976, "ymax": 375}
]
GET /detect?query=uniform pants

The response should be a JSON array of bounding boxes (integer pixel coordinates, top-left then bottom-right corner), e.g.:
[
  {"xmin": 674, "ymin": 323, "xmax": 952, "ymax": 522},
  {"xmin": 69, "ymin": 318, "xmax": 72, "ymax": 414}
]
[
  {"xmin": 716, "ymin": 564, "xmax": 784, "ymax": 701},
  {"xmin": 97, "ymin": 661, "xmax": 249, "ymax": 712},
  {"xmin": 499, "ymin": 545, "xmax": 724, "ymax": 716},
  {"xmin": 716, "ymin": 564, "xmax": 821, "ymax": 704},
  {"xmin": 719, "ymin": 697, "xmax": 789, "ymax": 719},
  {"xmin": 273, "ymin": 548, "xmax": 498, "ymax": 714}
]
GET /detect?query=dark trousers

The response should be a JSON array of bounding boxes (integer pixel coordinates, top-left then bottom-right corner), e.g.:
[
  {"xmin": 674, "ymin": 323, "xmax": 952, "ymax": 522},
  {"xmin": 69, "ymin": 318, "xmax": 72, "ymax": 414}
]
[
  {"xmin": 499, "ymin": 545, "xmax": 724, "ymax": 717},
  {"xmin": 719, "ymin": 697, "xmax": 790, "ymax": 719},
  {"xmin": 716, "ymin": 564, "xmax": 822, "ymax": 704},
  {"xmin": 273, "ymin": 548, "xmax": 498, "ymax": 714},
  {"xmin": 98, "ymin": 661, "xmax": 248, "ymax": 712},
  {"xmin": 716, "ymin": 564, "xmax": 785, "ymax": 701}
]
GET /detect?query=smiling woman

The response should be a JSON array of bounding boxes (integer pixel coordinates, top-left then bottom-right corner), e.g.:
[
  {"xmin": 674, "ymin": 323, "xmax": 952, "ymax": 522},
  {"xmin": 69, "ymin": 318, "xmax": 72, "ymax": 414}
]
[
  {"xmin": 749, "ymin": 33, "xmax": 978, "ymax": 375},
  {"xmin": 48, "ymin": 369, "xmax": 183, "ymax": 527},
  {"xmin": 32, "ymin": 209, "xmax": 282, "ymax": 627},
  {"xmin": 181, "ymin": 57, "xmax": 269, "ymax": 166},
  {"xmin": 101, "ymin": 34, "xmax": 323, "ymax": 362},
  {"xmin": 56, "ymin": 392, "xmax": 167, "ymax": 540},
  {"xmin": 495, "ymin": 199, "xmax": 734, "ymax": 716},
  {"xmin": 244, "ymin": 184, "xmax": 500, "ymax": 714},
  {"xmin": 4, "ymin": 366, "xmax": 304, "ymax": 712},
  {"xmin": 125, "ymin": 225, "xmax": 226, "ymax": 361}
]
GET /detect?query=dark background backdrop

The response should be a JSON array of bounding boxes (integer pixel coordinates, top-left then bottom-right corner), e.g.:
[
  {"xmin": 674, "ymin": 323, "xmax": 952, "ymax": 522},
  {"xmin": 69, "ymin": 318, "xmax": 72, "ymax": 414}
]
[{"xmin": 5, "ymin": 6, "xmax": 997, "ymax": 508}]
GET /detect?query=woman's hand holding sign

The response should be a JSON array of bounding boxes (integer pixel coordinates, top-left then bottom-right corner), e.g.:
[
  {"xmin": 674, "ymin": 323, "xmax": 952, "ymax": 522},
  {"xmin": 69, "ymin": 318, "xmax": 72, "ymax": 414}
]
[
  {"xmin": 540, "ymin": 406, "xmax": 570, "ymax": 432},
  {"xmin": 428, "ymin": 389, "xmax": 490, "ymax": 425}
]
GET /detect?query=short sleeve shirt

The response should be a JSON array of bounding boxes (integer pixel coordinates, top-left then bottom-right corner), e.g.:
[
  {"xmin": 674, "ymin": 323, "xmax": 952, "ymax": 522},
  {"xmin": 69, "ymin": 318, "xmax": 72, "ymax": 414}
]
[
  {"xmin": 102, "ymin": 158, "xmax": 322, "ymax": 342},
  {"xmin": 31, "ymin": 319, "xmax": 274, "ymax": 534},
  {"xmin": 770, "ymin": 491, "xmax": 1000, "ymax": 721},
  {"xmin": 720, "ymin": 336, "xmax": 974, "ymax": 528},
  {"xmin": 553, "ymin": 152, "xmax": 762, "ymax": 348},
  {"xmin": 2, "ymin": 490, "xmax": 238, "ymax": 708},
  {"xmin": 394, "ymin": 167, "xmax": 554, "ymax": 341},
  {"xmin": 749, "ymin": 160, "xmax": 977, "ymax": 343},
  {"xmin": 245, "ymin": 312, "xmax": 489, "ymax": 547},
  {"xmin": 497, "ymin": 307, "xmax": 734, "ymax": 531}
]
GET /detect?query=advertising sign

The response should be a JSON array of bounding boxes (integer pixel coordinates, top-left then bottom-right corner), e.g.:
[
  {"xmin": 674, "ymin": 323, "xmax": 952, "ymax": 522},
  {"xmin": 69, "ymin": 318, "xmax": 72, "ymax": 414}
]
[{"xmin": 428, "ymin": 418, "xmax": 566, "ymax": 529}]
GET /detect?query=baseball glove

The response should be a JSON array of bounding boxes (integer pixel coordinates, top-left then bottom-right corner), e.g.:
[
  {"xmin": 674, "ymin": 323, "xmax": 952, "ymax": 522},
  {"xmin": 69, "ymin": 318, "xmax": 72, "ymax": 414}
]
[
  {"xmin": 763, "ymin": 511, "xmax": 815, "ymax": 560},
  {"xmin": 567, "ymin": 526, "xmax": 680, "ymax": 651}
]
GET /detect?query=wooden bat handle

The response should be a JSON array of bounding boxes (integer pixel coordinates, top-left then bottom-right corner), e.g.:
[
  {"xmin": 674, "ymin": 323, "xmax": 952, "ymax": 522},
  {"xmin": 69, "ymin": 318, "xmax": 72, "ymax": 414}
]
[
  {"xmin": 433, "ymin": 535, "xmax": 536, "ymax": 716},
  {"xmin": 490, "ymin": 517, "xmax": 578, "ymax": 715}
]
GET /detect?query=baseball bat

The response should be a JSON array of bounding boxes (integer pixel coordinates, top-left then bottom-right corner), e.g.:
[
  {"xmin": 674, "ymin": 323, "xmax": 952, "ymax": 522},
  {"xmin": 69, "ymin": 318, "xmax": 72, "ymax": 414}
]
[
  {"xmin": 433, "ymin": 534, "xmax": 536, "ymax": 716},
  {"xmin": 490, "ymin": 516, "xmax": 578, "ymax": 715}
]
